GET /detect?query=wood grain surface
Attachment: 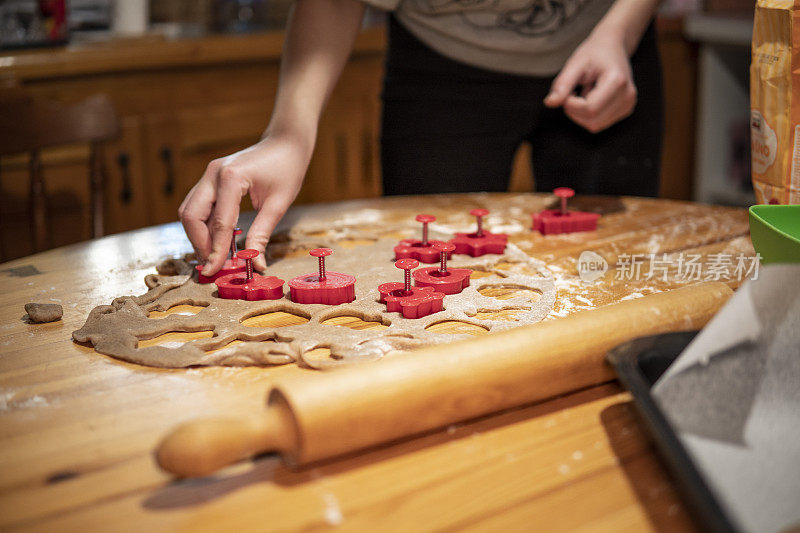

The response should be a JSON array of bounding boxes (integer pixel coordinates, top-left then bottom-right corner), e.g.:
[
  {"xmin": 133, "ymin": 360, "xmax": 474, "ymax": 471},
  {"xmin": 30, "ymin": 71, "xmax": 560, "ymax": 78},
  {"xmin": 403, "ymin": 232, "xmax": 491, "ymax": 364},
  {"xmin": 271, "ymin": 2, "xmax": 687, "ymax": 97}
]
[{"xmin": 0, "ymin": 193, "xmax": 753, "ymax": 531}]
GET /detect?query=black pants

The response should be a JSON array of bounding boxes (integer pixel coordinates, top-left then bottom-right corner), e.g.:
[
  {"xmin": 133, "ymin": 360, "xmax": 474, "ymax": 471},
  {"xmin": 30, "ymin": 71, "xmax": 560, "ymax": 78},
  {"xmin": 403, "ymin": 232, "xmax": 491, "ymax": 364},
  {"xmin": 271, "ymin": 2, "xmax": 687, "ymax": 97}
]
[{"xmin": 380, "ymin": 15, "xmax": 663, "ymax": 197}]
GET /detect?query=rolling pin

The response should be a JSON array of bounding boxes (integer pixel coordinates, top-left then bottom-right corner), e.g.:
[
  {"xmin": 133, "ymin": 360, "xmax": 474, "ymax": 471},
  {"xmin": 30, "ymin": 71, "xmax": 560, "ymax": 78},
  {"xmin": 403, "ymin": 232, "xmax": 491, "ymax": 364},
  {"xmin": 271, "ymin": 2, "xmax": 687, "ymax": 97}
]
[{"xmin": 157, "ymin": 281, "xmax": 732, "ymax": 477}]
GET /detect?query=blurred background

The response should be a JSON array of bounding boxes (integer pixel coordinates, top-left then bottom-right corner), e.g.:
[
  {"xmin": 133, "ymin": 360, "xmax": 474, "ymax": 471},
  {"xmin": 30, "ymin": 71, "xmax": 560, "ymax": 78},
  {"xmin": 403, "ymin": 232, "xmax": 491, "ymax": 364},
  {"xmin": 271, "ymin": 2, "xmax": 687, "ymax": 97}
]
[{"xmin": 0, "ymin": 0, "xmax": 754, "ymax": 261}]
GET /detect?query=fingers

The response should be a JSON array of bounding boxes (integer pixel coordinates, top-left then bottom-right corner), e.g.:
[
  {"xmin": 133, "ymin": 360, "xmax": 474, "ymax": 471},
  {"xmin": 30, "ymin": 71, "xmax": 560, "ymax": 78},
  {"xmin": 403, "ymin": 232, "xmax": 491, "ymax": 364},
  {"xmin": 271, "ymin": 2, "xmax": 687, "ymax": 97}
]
[
  {"xmin": 179, "ymin": 169, "xmax": 217, "ymax": 261},
  {"xmin": 203, "ymin": 167, "xmax": 247, "ymax": 276},
  {"xmin": 545, "ymin": 38, "xmax": 638, "ymax": 133},
  {"xmin": 245, "ymin": 199, "xmax": 290, "ymax": 271},
  {"xmin": 180, "ymin": 137, "xmax": 308, "ymax": 276},
  {"xmin": 544, "ymin": 56, "xmax": 586, "ymax": 108},
  {"xmin": 563, "ymin": 71, "xmax": 637, "ymax": 133}
]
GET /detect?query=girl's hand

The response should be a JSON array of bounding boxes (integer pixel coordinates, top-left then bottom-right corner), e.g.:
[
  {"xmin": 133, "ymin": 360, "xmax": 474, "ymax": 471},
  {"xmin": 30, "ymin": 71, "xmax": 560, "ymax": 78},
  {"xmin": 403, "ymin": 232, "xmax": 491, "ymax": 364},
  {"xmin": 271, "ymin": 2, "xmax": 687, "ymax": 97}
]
[
  {"xmin": 179, "ymin": 132, "xmax": 312, "ymax": 274},
  {"xmin": 544, "ymin": 31, "xmax": 637, "ymax": 133}
]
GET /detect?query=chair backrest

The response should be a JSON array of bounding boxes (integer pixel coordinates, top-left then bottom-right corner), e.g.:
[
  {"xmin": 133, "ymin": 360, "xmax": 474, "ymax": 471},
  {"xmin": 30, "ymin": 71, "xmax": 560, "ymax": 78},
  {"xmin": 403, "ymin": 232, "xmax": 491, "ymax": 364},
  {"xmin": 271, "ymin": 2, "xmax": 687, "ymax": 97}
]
[
  {"xmin": 0, "ymin": 88, "xmax": 119, "ymax": 155},
  {"xmin": 0, "ymin": 87, "xmax": 121, "ymax": 259}
]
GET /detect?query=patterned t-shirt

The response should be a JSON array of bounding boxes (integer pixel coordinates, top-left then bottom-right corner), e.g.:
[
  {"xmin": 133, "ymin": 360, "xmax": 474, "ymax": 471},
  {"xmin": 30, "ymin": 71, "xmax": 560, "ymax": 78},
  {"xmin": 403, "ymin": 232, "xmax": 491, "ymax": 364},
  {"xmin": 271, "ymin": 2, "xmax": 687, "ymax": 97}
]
[{"xmin": 365, "ymin": 0, "xmax": 616, "ymax": 76}]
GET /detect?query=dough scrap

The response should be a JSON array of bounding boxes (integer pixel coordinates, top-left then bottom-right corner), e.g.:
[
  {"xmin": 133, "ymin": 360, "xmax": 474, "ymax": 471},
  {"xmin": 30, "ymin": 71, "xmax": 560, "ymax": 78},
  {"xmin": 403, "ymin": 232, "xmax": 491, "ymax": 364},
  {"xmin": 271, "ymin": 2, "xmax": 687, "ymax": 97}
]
[
  {"xmin": 156, "ymin": 253, "xmax": 196, "ymax": 276},
  {"xmin": 25, "ymin": 302, "xmax": 63, "ymax": 323}
]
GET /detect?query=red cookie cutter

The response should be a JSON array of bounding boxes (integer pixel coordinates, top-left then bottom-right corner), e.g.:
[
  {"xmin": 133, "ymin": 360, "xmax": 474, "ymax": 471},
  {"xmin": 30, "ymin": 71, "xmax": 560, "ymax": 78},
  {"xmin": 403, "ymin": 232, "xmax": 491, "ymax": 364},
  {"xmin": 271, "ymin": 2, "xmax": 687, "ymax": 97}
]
[
  {"xmin": 413, "ymin": 242, "xmax": 471, "ymax": 295},
  {"xmin": 378, "ymin": 258, "xmax": 445, "ymax": 319},
  {"xmin": 450, "ymin": 208, "xmax": 508, "ymax": 257},
  {"xmin": 196, "ymin": 227, "xmax": 245, "ymax": 283},
  {"xmin": 215, "ymin": 249, "xmax": 285, "ymax": 300},
  {"xmin": 532, "ymin": 187, "xmax": 599, "ymax": 235},
  {"xmin": 394, "ymin": 214, "xmax": 448, "ymax": 264},
  {"xmin": 289, "ymin": 248, "xmax": 356, "ymax": 305}
]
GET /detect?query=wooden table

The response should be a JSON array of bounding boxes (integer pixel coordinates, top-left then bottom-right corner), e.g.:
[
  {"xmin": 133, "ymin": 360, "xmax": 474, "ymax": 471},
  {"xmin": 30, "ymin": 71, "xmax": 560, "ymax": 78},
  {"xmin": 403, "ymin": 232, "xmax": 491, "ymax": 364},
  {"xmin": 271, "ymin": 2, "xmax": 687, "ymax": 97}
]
[{"xmin": 0, "ymin": 193, "xmax": 753, "ymax": 531}]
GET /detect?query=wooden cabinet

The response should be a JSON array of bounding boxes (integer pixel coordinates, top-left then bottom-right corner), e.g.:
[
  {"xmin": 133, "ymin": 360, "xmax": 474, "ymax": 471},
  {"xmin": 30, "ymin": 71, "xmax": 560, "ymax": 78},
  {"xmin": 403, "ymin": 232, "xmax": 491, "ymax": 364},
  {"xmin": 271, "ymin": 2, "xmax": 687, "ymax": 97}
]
[
  {"xmin": 657, "ymin": 16, "xmax": 700, "ymax": 202},
  {"xmin": 305, "ymin": 61, "xmax": 383, "ymax": 204},
  {"xmin": 103, "ymin": 116, "xmax": 150, "ymax": 233},
  {"xmin": 0, "ymin": 30, "xmax": 385, "ymax": 261}
]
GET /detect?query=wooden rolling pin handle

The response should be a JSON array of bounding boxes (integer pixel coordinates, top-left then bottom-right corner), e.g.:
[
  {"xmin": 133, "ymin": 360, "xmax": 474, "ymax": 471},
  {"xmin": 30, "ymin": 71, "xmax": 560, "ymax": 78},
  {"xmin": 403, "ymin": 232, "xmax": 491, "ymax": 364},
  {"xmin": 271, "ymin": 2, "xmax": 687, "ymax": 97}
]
[{"xmin": 156, "ymin": 408, "xmax": 296, "ymax": 478}]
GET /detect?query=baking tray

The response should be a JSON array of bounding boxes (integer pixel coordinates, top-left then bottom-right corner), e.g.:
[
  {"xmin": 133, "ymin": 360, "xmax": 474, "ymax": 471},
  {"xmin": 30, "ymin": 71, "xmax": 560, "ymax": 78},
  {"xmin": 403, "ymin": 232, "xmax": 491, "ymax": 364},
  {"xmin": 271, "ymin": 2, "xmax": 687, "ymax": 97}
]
[{"xmin": 606, "ymin": 331, "xmax": 738, "ymax": 533}]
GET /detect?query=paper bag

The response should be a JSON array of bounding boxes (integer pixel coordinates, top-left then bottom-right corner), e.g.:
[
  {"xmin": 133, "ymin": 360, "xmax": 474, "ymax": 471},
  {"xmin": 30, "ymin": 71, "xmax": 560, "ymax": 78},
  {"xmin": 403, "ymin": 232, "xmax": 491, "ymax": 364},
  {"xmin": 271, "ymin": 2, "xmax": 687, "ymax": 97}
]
[{"xmin": 751, "ymin": 0, "xmax": 800, "ymax": 204}]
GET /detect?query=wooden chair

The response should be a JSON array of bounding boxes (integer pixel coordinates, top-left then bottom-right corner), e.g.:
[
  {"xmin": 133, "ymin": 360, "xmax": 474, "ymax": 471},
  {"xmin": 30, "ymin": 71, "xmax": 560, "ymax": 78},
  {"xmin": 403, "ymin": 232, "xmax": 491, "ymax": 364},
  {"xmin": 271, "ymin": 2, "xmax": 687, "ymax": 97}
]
[{"xmin": 0, "ymin": 88, "xmax": 120, "ymax": 255}]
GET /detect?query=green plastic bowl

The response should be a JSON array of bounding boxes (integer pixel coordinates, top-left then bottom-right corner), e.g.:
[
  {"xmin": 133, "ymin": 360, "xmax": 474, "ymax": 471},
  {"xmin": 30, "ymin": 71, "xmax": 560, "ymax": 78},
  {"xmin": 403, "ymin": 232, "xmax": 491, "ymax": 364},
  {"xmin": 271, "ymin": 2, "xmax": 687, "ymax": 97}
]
[{"xmin": 749, "ymin": 205, "xmax": 800, "ymax": 264}]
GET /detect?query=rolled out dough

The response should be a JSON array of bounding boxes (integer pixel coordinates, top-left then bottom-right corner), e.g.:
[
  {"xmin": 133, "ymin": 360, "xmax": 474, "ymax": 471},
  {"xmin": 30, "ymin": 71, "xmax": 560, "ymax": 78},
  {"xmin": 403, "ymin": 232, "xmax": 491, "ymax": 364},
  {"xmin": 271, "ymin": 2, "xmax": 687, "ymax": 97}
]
[{"xmin": 73, "ymin": 215, "xmax": 556, "ymax": 370}]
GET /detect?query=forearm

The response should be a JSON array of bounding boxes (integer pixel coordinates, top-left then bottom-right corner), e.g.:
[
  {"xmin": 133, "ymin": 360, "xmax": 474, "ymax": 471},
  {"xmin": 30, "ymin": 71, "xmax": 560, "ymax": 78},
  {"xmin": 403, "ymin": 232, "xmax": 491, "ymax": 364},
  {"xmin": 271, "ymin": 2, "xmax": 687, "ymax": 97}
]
[
  {"xmin": 590, "ymin": 0, "xmax": 660, "ymax": 55},
  {"xmin": 265, "ymin": 0, "xmax": 366, "ymax": 146}
]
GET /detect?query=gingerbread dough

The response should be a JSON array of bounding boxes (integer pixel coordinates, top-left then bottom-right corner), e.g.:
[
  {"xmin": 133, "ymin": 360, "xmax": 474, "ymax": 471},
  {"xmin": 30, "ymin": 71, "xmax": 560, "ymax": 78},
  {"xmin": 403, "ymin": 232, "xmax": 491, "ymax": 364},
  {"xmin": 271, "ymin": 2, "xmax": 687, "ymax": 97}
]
[
  {"xmin": 73, "ymin": 212, "xmax": 556, "ymax": 370},
  {"xmin": 25, "ymin": 302, "xmax": 63, "ymax": 323}
]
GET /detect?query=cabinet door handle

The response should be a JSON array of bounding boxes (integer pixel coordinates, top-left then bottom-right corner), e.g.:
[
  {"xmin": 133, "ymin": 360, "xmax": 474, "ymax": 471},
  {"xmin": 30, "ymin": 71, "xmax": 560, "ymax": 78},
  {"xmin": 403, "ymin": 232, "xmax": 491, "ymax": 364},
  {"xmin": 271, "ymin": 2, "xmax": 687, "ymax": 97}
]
[
  {"xmin": 160, "ymin": 146, "xmax": 175, "ymax": 196},
  {"xmin": 117, "ymin": 152, "xmax": 132, "ymax": 204}
]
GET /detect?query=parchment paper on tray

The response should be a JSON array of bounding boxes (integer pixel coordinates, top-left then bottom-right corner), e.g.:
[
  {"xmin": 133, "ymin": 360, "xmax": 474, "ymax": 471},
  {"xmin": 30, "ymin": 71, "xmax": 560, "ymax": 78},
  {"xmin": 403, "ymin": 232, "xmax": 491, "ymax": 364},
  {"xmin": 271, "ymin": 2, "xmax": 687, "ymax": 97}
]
[{"xmin": 653, "ymin": 264, "xmax": 800, "ymax": 533}]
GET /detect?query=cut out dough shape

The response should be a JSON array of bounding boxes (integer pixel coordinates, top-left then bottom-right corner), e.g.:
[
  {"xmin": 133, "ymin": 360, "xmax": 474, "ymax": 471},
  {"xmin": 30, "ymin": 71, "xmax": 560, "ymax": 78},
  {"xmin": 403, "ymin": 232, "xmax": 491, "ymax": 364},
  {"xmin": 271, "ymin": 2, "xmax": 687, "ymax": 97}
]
[{"xmin": 73, "ymin": 221, "xmax": 555, "ymax": 370}]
